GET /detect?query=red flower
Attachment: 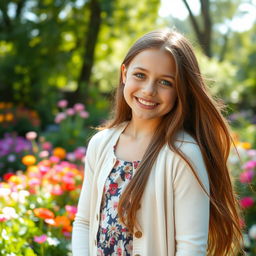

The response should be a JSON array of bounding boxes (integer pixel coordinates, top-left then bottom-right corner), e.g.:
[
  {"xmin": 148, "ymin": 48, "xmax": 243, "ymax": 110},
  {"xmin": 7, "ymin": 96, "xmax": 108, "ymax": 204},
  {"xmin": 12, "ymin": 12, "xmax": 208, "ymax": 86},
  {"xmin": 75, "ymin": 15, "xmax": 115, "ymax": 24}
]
[
  {"xmin": 3, "ymin": 172, "xmax": 14, "ymax": 181},
  {"xmin": 33, "ymin": 208, "xmax": 55, "ymax": 219},
  {"xmin": 109, "ymin": 183, "xmax": 118, "ymax": 195}
]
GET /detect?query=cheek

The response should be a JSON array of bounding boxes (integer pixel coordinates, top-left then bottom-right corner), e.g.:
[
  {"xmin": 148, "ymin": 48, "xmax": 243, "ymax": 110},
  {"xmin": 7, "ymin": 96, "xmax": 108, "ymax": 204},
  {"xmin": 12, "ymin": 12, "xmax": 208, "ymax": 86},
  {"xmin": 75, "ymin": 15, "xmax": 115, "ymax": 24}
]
[
  {"xmin": 164, "ymin": 92, "xmax": 178, "ymax": 108},
  {"xmin": 123, "ymin": 83, "xmax": 133, "ymax": 104},
  {"xmin": 123, "ymin": 81, "xmax": 136, "ymax": 98}
]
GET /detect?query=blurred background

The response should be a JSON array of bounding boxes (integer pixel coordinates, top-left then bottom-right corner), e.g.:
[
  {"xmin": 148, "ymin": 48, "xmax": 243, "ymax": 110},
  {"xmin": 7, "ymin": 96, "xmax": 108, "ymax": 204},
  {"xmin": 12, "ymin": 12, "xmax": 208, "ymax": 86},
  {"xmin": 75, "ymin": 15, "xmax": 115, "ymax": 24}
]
[{"xmin": 0, "ymin": 0, "xmax": 255, "ymax": 255}]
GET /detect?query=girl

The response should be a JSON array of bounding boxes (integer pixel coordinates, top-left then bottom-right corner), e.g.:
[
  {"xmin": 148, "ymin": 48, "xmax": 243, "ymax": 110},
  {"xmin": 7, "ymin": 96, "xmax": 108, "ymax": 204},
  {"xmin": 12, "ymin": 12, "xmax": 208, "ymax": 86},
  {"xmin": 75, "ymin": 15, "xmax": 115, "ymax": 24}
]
[{"xmin": 72, "ymin": 28, "xmax": 244, "ymax": 256}]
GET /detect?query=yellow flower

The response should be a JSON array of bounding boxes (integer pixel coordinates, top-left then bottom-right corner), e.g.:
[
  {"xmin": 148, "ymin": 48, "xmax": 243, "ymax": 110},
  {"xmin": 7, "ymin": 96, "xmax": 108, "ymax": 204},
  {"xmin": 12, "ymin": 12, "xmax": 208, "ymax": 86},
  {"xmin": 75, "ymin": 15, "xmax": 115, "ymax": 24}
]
[
  {"xmin": 5, "ymin": 113, "xmax": 14, "ymax": 122},
  {"xmin": 0, "ymin": 102, "xmax": 5, "ymax": 109},
  {"xmin": 27, "ymin": 165, "xmax": 39, "ymax": 173},
  {"xmin": 9, "ymin": 175, "xmax": 22, "ymax": 184},
  {"xmin": 53, "ymin": 147, "xmax": 66, "ymax": 159},
  {"xmin": 22, "ymin": 155, "xmax": 37, "ymax": 166},
  {"xmin": 0, "ymin": 114, "xmax": 4, "ymax": 122},
  {"xmin": 236, "ymin": 142, "xmax": 251, "ymax": 150}
]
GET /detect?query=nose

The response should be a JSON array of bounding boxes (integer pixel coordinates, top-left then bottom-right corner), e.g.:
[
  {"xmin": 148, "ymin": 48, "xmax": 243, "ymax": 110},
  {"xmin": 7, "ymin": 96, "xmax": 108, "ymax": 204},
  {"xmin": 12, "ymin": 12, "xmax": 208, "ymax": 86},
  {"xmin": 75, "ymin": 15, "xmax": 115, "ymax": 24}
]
[{"xmin": 141, "ymin": 80, "xmax": 156, "ymax": 96}]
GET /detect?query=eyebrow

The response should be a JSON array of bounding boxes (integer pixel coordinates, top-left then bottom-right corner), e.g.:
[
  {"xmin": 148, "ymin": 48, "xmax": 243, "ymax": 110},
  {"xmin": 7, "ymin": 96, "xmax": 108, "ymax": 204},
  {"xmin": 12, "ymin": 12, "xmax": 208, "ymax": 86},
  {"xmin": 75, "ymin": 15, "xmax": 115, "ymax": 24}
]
[{"xmin": 133, "ymin": 66, "xmax": 175, "ymax": 79}]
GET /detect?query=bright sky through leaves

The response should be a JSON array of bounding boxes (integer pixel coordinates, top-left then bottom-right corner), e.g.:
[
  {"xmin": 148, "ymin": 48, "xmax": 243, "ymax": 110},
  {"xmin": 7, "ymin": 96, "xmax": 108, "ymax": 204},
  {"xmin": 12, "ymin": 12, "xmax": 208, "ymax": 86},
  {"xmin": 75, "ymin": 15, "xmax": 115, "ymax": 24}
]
[{"xmin": 159, "ymin": 0, "xmax": 256, "ymax": 32}]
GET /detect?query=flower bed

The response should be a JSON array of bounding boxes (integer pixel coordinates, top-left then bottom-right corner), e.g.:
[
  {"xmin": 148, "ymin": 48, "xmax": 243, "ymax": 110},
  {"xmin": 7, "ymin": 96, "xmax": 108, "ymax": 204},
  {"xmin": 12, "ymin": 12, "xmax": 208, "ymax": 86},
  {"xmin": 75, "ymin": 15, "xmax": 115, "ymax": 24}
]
[
  {"xmin": 0, "ymin": 146, "xmax": 84, "ymax": 255},
  {"xmin": 229, "ymin": 141, "xmax": 256, "ymax": 255}
]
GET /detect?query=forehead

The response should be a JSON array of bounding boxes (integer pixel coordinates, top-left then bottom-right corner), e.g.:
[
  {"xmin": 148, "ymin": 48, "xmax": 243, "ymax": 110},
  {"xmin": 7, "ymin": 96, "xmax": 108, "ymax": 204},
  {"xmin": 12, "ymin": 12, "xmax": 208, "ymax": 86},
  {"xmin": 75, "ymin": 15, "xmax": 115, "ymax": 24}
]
[{"xmin": 128, "ymin": 48, "xmax": 176, "ymax": 75}]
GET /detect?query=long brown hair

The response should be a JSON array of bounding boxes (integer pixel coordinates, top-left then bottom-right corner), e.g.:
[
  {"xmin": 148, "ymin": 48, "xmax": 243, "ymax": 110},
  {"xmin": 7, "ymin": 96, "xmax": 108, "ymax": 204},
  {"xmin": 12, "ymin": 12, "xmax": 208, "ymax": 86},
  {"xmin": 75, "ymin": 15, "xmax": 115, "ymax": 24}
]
[{"xmin": 103, "ymin": 28, "xmax": 244, "ymax": 256}]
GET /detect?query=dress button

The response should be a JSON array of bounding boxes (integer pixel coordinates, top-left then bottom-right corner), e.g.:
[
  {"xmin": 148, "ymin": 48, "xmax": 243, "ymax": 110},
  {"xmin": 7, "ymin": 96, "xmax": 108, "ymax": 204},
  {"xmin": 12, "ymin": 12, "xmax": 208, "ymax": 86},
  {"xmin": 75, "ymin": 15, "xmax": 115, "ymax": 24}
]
[
  {"xmin": 95, "ymin": 239, "xmax": 97, "ymax": 246},
  {"xmin": 96, "ymin": 214, "xmax": 98, "ymax": 220},
  {"xmin": 134, "ymin": 254, "xmax": 141, "ymax": 256},
  {"xmin": 135, "ymin": 231, "xmax": 142, "ymax": 238}
]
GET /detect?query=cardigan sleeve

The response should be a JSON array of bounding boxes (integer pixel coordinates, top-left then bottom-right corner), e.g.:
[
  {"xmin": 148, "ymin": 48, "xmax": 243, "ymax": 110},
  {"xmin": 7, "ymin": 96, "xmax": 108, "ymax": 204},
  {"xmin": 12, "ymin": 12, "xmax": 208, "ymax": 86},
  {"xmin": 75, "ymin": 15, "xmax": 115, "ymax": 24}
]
[
  {"xmin": 172, "ymin": 142, "xmax": 210, "ymax": 256},
  {"xmin": 72, "ymin": 135, "xmax": 97, "ymax": 256}
]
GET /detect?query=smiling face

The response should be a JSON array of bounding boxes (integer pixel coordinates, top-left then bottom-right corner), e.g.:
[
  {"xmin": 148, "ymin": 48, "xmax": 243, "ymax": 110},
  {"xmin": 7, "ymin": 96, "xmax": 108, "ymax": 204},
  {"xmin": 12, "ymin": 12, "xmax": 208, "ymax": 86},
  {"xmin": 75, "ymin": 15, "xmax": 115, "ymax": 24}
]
[{"xmin": 121, "ymin": 48, "xmax": 177, "ymax": 125}]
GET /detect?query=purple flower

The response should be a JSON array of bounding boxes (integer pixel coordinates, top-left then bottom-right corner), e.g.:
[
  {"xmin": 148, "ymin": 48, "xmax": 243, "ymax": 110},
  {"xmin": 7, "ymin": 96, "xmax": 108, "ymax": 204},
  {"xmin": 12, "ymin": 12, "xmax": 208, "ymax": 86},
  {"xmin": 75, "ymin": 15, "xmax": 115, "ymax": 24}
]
[
  {"xmin": 7, "ymin": 154, "xmax": 16, "ymax": 162},
  {"xmin": 66, "ymin": 152, "xmax": 76, "ymax": 162},
  {"xmin": 248, "ymin": 150, "xmax": 256, "ymax": 157}
]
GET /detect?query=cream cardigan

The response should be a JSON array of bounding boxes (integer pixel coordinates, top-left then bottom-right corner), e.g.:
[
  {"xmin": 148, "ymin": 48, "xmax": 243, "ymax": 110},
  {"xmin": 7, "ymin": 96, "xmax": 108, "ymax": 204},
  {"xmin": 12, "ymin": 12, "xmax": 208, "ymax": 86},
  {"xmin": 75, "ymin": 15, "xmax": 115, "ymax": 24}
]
[{"xmin": 72, "ymin": 122, "xmax": 210, "ymax": 256}]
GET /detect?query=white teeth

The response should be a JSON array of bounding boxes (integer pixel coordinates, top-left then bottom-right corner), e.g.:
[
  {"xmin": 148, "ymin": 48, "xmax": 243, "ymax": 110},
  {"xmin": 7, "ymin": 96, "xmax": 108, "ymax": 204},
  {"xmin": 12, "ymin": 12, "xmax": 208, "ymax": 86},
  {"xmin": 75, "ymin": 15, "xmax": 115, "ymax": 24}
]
[{"xmin": 137, "ymin": 98, "xmax": 157, "ymax": 106}]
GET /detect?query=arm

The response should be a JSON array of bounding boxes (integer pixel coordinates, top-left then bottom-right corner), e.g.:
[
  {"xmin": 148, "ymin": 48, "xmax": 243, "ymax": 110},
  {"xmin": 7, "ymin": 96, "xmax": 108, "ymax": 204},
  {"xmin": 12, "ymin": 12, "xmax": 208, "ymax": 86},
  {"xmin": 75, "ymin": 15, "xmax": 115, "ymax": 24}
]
[
  {"xmin": 173, "ymin": 144, "xmax": 210, "ymax": 256},
  {"xmin": 72, "ymin": 137, "xmax": 96, "ymax": 256}
]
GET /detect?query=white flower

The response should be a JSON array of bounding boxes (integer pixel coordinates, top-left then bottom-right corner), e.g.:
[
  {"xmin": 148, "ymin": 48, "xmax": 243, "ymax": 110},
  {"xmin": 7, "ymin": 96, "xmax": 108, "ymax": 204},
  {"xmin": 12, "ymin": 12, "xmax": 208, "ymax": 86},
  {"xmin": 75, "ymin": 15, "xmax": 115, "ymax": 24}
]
[
  {"xmin": 249, "ymin": 225, "xmax": 256, "ymax": 240},
  {"xmin": 108, "ymin": 196, "xmax": 119, "ymax": 219},
  {"xmin": 47, "ymin": 237, "xmax": 60, "ymax": 246},
  {"xmin": 0, "ymin": 187, "xmax": 11, "ymax": 198},
  {"xmin": 2, "ymin": 207, "xmax": 18, "ymax": 219},
  {"xmin": 2, "ymin": 229, "xmax": 9, "ymax": 240},
  {"xmin": 26, "ymin": 131, "xmax": 37, "ymax": 140}
]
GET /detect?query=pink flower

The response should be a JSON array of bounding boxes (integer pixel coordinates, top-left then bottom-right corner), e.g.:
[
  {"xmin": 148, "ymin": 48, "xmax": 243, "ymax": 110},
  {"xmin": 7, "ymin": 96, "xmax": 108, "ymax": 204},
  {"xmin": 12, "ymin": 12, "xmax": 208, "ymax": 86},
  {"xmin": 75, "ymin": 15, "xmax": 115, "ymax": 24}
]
[
  {"xmin": 79, "ymin": 111, "xmax": 89, "ymax": 119},
  {"xmin": 0, "ymin": 214, "xmax": 7, "ymax": 222},
  {"xmin": 240, "ymin": 170, "xmax": 254, "ymax": 183},
  {"xmin": 42, "ymin": 142, "xmax": 52, "ymax": 151},
  {"xmin": 34, "ymin": 234, "xmax": 48, "ymax": 244},
  {"xmin": 74, "ymin": 147, "xmax": 86, "ymax": 160},
  {"xmin": 54, "ymin": 112, "xmax": 66, "ymax": 123},
  {"xmin": 243, "ymin": 160, "xmax": 256, "ymax": 170},
  {"xmin": 240, "ymin": 197, "xmax": 254, "ymax": 208},
  {"xmin": 51, "ymin": 186, "xmax": 64, "ymax": 196},
  {"xmin": 57, "ymin": 100, "xmax": 68, "ymax": 108},
  {"xmin": 73, "ymin": 103, "xmax": 85, "ymax": 112},
  {"xmin": 29, "ymin": 178, "xmax": 41, "ymax": 187},
  {"xmin": 39, "ymin": 150, "xmax": 49, "ymax": 158},
  {"xmin": 66, "ymin": 108, "xmax": 75, "ymax": 116},
  {"xmin": 65, "ymin": 205, "xmax": 77, "ymax": 214},
  {"xmin": 49, "ymin": 156, "xmax": 60, "ymax": 164},
  {"xmin": 39, "ymin": 166, "xmax": 50, "ymax": 175},
  {"xmin": 26, "ymin": 131, "xmax": 37, "ymax": 140},
  {"xmin": 63, "ymin": 231, "xmax": 71, "ymax": 238}
]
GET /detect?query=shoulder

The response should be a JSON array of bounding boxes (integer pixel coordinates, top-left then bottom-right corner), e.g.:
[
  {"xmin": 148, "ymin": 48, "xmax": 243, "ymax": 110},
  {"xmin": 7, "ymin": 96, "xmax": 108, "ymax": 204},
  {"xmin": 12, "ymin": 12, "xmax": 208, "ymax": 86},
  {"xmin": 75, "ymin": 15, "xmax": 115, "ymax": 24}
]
[
  {"xmin": 174, "ymin": 130, "xmax": 202, "ymax": 160},
  {"xmin": 87, "ymin": 122, "xmax": 127, "ymax": 150},
  {"xmin": 164, "ymin": 130, "xmax": 209, "ymax": 188}
]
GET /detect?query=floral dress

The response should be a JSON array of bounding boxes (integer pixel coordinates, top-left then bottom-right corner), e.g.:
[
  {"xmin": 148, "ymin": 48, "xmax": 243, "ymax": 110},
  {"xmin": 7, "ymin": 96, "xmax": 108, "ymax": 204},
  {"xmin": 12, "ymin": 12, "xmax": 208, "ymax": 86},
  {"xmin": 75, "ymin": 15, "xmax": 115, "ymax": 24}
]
[{"xmin": 96, "ymin": 149, "xmax": 140, "ymax": 256}]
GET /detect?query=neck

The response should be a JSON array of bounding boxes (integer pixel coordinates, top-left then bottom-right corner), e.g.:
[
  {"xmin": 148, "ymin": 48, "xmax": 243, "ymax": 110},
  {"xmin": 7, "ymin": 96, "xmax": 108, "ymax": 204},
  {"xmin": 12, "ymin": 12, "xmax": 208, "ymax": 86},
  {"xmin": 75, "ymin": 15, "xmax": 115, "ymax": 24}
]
[{"xmin": 124, "ymin": 117, "xmax": 161, "ymax": 140}]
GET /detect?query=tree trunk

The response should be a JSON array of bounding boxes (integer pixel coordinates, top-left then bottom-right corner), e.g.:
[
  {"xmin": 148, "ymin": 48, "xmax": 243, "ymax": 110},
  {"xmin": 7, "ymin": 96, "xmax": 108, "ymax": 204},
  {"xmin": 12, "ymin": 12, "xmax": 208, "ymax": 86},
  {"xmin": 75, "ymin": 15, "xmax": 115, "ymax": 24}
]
[
  {"xmin": 182, "ymin": 0, "xmax": 212, "ymax": 58},
  {"xmin": 66, "ymin": 0, "xmax": 102, "ymax": 105}
]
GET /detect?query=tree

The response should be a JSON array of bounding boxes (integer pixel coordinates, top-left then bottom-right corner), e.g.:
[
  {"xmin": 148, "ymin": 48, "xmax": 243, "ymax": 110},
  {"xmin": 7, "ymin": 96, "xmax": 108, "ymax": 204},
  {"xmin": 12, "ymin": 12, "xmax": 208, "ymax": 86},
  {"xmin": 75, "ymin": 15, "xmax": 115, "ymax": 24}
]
[{"xmin": 182, "ymin": 0, "xmax": 212, "ymax": 57}]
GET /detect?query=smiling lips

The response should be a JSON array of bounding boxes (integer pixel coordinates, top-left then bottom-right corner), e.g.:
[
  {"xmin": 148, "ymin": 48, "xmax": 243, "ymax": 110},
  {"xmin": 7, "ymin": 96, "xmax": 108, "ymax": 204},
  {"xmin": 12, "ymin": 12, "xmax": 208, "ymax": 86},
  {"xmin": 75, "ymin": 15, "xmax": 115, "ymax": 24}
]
[{"xmin": 135, "ymin": 97, "xmax": 159, "ymax": 109}]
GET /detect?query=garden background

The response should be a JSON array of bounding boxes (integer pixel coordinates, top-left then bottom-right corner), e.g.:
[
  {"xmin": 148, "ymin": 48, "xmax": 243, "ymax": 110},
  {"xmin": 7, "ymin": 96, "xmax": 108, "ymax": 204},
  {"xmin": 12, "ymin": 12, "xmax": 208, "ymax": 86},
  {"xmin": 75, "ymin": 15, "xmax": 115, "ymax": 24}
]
[{"xmin": 0, "ymin": 0, "xmax": 255, "ymax": 255}]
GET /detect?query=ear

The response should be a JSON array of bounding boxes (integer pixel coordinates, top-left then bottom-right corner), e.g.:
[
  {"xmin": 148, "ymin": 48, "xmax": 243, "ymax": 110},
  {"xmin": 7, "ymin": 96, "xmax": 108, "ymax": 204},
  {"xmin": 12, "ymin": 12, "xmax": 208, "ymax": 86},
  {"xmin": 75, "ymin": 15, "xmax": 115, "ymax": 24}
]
[{"xmin": 121, "ymin": 64, "xmax": 127, "ymax": 84}]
